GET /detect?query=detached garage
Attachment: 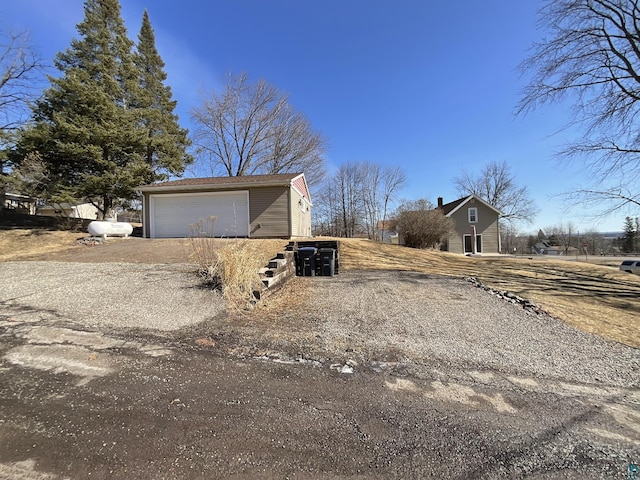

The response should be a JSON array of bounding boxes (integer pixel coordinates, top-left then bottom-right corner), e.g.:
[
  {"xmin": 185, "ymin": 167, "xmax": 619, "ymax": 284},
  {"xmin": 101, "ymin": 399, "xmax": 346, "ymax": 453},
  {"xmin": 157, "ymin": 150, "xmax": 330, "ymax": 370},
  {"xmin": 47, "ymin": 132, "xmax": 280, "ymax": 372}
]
[{"xmin": 139, "ymin": 173, "xmax": 312, "ymax": 239}]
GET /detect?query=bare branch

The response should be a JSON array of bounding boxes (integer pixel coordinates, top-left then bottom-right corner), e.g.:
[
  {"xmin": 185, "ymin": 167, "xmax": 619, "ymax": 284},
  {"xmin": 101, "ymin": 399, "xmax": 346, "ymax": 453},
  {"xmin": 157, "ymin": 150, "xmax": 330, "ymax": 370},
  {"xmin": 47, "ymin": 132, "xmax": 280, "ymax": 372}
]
[
  {"xmin": 518, "ymin": 0, "xmax": 640, "ymax": 218},
  {"xmin": 454, "ymin": 160, "xmax": 538, "ymax": 224},
  {"xmin": 0, "ymin": 29, "xmax": 45, "ymax": 132},
  {"xmin": 190, "ymin": 73, "xmax": 326, "ymax": 181},
  {"xmin": 558, "ymin": 186, "xmax": 640, "ymax": 219}
]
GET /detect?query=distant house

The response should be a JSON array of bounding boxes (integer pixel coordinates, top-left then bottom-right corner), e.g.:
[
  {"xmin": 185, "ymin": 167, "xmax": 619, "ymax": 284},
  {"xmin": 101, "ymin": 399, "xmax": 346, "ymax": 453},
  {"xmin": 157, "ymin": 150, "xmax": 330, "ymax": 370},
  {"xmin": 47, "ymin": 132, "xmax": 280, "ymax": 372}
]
[
  {"xmin": 533, "ymin": 241, "xmax": 578, "ymax": 256},
  {"xmin": 38, "ymin": 202, "xmax": 99, "ymax": 220},
  {"xmin": 378, "ymin": 195, "xmax": 502, "ymax": 254},
  {"xmin": 439, "ymin": 195, "xmax": 502, "ymax": 255},
  {"xmin": 376, "ymin": 219, "xmax": 400, "ymax": 244},
  {"xmin": 138, "ymin": 173, "xmax": 312, "ymax": 239},
  {"xmin": 1, "ymin": 191, "xmax": 36, "ymax": 215}
]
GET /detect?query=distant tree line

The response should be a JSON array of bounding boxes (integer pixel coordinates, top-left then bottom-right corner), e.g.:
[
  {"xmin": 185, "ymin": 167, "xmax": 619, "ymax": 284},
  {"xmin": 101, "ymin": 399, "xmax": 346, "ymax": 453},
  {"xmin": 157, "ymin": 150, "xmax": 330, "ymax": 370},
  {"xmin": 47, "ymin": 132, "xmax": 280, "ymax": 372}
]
[
  {"xmin": 501, "ymin": 220, "xmax": 638, "ymax": 257},
  {"xmin": 313, "ymin": 160, "xmax": 406, "ymax": 239}
]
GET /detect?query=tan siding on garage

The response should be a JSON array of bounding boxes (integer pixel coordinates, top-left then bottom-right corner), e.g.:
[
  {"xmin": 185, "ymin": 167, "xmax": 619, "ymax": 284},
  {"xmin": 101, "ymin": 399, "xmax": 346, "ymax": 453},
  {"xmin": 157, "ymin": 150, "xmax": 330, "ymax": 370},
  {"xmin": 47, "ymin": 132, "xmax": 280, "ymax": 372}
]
[{"xmin": 249, "ymin": 186, "xmax": 291, "ymax": 238}]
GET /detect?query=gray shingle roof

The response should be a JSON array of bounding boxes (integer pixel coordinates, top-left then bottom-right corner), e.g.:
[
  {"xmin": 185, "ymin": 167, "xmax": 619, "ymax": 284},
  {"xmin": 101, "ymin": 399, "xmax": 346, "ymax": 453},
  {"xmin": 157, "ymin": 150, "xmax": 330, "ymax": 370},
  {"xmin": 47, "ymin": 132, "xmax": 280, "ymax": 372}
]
[{"xmin": 139, "ymin": 173, "xmax": 301, "ymax": 189}]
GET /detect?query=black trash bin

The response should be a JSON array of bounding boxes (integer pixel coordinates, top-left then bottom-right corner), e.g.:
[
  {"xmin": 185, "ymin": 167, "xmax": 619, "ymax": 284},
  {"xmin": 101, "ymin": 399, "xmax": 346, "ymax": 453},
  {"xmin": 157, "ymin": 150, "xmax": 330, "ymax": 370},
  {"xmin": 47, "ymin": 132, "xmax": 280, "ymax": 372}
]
[
  {"xmin": 317, "ymin": 248, "xmax": 336, "ymax": 276},
  {"xmin": 296, "ymin": 247, "xmax": 317, "ymax": 276}
]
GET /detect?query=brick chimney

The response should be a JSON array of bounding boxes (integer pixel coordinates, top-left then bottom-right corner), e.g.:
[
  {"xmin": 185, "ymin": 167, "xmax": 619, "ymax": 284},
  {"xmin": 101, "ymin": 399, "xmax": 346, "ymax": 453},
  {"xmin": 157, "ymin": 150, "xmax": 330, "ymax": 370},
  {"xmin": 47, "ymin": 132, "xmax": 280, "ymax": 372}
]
[{"xmin": 437, "ymin": 197, "xmax": 443, "ymax": 208}]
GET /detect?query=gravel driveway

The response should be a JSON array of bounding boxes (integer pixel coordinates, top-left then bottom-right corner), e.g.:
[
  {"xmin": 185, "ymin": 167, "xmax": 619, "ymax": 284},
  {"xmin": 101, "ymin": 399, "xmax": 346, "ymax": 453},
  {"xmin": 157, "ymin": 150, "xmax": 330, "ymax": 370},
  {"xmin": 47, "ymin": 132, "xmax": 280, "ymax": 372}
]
[
  {"xmin": 225, "ymin": 270, "xmax": 640, "ymax": 388},
  {"xmin": 2, "ymin": 262, "xmax": 637, "ymax": 388},
  {"xmin": 0, "ymin": 261, "xmax": 224, "ymax": 331}
]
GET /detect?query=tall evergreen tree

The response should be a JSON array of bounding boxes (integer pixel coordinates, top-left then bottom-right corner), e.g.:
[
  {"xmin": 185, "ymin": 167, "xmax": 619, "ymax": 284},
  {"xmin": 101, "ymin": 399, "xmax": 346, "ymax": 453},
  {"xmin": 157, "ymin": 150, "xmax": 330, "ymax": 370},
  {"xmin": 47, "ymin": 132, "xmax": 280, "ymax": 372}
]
[
  {"xmin": 622, "ymin": 217, "xmax": 636, "ymax": 253},
  {"xmin": 17, "ymin": 0, "xmax": 151, "ymax": 218},
  {"xmin": 134, "ymin": 10, "xmax": 191, "ymax": 180}
]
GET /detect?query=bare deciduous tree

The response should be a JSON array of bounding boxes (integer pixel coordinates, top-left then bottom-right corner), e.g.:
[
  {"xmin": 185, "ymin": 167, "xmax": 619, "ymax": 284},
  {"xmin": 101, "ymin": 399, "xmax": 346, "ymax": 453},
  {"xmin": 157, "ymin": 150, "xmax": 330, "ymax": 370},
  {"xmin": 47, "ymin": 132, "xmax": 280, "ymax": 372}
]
[
  {"xmin": 0, "ymin": 29, "xmax": 43, "ymax": 132},
  {"xmin": 361, "ymin": 162, "xmax": 381, "ymax": 240},
  {"xmin": 379, "ymin": 165, "xmax": 407, "ymax": 241},
  {"xmin": 544, "ymin": 222, "xmax": 578, "ymax": 254},
  {"xmin": 336, "ymin": 161, "xmax": 365, "ymax": 238},
  {"xmin": 313, "ymin": 160, "xmax": 406, "ymax": 238},
  {"xmin": 517, "ymin": 0, "xmax": 640, "ymax": 216},
  {"xmin": 0, "ymin": 29, "xmax": 45, "ymax": 176},
  {"xmin": 501, "ymin": 224, "xmax": 537, "ymax": 255},
  {"xmin": 313, "ymin": 180, "xmax": 341, "ymax": 236},
  {"xmin": 190, "ymin": 73, "xmax": 326, "ymax": 181},
  {"xmin": 360, "ymin": 163, "xmax": 407, "ymax": 240},
  {"xmin": 453, "ymin": 160, "xmax": 538, "ymax": 224}
]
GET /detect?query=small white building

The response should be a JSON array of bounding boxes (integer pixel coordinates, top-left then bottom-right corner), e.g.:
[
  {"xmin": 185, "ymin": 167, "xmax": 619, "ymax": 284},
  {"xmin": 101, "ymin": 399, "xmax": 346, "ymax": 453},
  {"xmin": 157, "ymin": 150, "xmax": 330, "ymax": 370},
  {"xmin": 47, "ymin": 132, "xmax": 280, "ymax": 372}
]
[
  {"xmin": 1, "ymin": 192, "xmax": 36, "ymax": 215},
  {"xmin": 38, "ymin": 202, "xmax": 99, "ymax": 220}
]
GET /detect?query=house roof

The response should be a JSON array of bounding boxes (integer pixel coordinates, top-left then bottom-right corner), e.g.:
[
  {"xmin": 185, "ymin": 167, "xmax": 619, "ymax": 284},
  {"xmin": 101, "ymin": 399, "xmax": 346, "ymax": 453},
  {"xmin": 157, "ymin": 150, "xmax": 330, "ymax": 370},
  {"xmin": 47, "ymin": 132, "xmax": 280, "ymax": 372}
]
[
  {"xmin": 376, "ymin": 219, "xmax": 397, "ymax": 231},
  {"xmin": 138, "ymin": 173, "xmax": 311, "ymax": 202},
  {"xmin": 1, "ymin": 192, "xmax": 35, "ymax": 201},
  {"xmin": 376, "ymin": 195, "xmax": 501, "ymax": 228},
  {"xmin": 440, "ymin": 195, "xmax": 502, "ymax": 217}
]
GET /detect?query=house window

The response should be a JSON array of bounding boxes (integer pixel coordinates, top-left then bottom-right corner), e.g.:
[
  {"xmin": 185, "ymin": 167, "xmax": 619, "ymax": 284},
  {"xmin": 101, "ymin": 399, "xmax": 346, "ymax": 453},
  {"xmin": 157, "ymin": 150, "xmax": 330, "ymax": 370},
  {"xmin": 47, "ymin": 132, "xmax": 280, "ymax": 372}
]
[{"xmin": 468, "ymin": 207, "xmax": 478, "ymax": 223}]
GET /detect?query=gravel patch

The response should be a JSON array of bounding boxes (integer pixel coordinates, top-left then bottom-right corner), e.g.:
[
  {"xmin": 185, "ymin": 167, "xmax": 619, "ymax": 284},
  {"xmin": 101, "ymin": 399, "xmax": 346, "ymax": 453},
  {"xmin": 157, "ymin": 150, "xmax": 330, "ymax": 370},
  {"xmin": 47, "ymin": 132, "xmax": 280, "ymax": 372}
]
[
  {"xmin": 274, "ymin": 270, "xmax": 639, "ymax": 388},
  {"xmin": 2, "ymin": 262, "xmax": 637, "ymax": 389},
  {"xmin": 0, "ymin": 261, "xmax": 223, "ymax": 331}
]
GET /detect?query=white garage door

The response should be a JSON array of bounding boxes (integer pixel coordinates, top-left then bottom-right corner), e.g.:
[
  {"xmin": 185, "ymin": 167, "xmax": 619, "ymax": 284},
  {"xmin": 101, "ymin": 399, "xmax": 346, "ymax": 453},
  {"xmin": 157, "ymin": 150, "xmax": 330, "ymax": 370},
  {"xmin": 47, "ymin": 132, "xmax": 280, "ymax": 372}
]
[{"xmin": 149, "ymin": 191, "xmax": 249, "ymax": 238}]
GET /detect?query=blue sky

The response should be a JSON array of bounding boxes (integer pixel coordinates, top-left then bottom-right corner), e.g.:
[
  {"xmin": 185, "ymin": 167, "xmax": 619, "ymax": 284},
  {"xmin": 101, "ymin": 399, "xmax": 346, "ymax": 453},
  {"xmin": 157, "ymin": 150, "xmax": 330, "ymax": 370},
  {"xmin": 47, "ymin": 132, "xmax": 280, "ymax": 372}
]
[{"xmin": 1, "ymin": 0, "xmax": 628, "ymax": 233}]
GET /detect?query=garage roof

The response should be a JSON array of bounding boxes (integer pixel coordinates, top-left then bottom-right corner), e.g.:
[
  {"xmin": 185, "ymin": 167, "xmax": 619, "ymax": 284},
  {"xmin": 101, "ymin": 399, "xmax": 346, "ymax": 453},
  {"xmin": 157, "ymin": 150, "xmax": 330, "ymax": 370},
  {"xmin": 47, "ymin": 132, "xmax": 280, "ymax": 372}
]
[
  {"xmin": 138, "ymin": 173, "xmax": 311, "ymax": 197},
  {"xmin": 140, "ymin": 173, "xmax": 301, "ymax": 189}
]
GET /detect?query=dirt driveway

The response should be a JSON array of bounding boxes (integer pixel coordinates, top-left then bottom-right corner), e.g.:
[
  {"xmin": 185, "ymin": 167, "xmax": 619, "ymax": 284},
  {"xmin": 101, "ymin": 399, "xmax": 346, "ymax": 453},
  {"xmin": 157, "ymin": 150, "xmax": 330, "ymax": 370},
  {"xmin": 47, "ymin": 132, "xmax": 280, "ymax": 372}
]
[
  {"xmin": 20, "ymin": 236, "xmax": 198, "ymax": 264},
  {"xmin": 0, "ymin": 241, "xmax": 639, "ymax": 479}
]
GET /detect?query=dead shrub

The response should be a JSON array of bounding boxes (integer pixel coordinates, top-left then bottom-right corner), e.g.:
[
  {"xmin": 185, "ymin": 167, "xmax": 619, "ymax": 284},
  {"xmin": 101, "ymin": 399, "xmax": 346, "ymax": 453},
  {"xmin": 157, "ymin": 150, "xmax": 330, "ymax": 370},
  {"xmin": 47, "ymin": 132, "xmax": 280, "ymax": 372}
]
[
  {"xmin": 395, "ymin": 199, "xmax": 454, "ymax": 249},
  {"xmin": 189, "ymin": 217, "xmax": 264, "ymax": 309},
  {"xmin": 189, "ymin": 217, "xmax": 218, "ymax": 269}
]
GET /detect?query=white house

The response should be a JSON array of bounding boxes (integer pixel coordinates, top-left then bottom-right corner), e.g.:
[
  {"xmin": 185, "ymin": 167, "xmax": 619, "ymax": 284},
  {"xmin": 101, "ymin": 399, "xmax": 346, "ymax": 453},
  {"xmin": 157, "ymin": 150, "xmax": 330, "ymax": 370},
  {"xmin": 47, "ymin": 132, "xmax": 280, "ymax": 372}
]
[{"xmin": 38, "ymin": 202, "xmax": 99, "ymax": 220}]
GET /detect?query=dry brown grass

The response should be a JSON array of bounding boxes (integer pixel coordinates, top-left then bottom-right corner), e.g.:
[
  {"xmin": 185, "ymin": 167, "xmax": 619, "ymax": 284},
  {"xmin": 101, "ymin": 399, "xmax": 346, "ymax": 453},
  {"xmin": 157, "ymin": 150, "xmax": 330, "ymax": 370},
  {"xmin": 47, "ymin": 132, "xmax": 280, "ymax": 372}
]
[
  {"xmin": 338, "ymin": 238, "xmax": 640, "ymax": 348},
  {"xmin": 189, "ymin": 218, "xmax": 287, "ymax": 308},
  {"xmin": 2, "ymin": 229, "xmax": 637, "ymax": 348},
  {"xmin": 191, "ymin": 237, "xmax": 266, "ymax": 309},
  {"xmin": 0, "ymin": 228, "xmax": 81, "ymax": 261}
]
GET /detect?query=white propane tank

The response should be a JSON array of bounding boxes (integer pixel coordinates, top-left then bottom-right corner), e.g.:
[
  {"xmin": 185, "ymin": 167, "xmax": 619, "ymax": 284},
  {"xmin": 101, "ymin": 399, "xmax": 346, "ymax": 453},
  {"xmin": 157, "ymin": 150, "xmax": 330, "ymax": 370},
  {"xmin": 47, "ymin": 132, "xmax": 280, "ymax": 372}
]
[{"xmin": 87, "ymin": 221, "xmax": 133, "ymax": 239}]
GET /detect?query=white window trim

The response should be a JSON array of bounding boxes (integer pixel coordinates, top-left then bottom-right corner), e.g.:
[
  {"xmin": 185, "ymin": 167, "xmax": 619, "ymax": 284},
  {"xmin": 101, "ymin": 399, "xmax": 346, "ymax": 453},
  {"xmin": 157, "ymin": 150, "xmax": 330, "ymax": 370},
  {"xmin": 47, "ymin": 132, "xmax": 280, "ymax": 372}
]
[
  {"xmin": 468, "ymin": 207, "xmax": 478, "ymax": 223},
  {"xmin": 463, "ymin": 234, "xmax": 483, "ymax": 254}
]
